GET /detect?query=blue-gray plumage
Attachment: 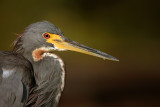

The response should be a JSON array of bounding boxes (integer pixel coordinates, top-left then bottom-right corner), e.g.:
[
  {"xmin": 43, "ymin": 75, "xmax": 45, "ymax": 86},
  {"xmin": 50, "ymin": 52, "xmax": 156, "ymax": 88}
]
[
  {"xmin": 0, "ymin": 51, "xmax": 34, "ymax": 107},
  {"xmin": 0, "ymin": 21, "xmax": 118, "ymax": 107},
  {"xmin": 13, "ymin": 21, "xmax": 65, "ymax": 107}
]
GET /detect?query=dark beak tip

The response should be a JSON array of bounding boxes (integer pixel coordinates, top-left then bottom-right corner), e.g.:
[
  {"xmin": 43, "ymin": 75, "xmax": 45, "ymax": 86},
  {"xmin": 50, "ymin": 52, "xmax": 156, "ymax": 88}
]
[
  {"xmin": 113, "ymin": 58, "xmax": 120, "ymax": 61},
  {"xmin": 104, "ymin": 57, "xmax": 119, "ymax": 61}
]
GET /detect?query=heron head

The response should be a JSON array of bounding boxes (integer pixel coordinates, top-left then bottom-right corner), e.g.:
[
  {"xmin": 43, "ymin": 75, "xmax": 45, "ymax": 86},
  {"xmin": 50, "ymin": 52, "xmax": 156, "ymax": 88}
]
[{"xmin": 15, "ymin": 21, "xmax": 119, "ymax": 61}]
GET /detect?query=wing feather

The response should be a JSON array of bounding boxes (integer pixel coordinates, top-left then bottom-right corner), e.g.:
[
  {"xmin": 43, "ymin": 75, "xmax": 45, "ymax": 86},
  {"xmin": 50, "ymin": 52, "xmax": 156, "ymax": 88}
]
[{"xmin": 0, "ymin": 51, "xmax": 35, "ymax": 107}]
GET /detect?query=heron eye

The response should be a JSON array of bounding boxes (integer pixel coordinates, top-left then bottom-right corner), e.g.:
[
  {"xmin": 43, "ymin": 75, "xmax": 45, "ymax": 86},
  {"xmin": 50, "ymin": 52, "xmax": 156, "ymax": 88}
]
[{"xmin": 43, "ymin": 33, "xmax": 50, "ymax": 39}]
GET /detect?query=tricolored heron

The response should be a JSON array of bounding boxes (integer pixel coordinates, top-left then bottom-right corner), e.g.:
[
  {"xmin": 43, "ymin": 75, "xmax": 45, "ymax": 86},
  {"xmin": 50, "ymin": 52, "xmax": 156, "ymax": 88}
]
[{"xmin": 0, "ymin": 21, "xmax": 118, "ymax": 107}]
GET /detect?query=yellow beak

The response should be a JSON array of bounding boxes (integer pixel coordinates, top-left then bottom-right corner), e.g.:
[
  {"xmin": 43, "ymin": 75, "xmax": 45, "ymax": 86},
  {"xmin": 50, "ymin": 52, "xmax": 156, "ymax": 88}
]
[{"xmin": 45, "ymin": 33, "xmax": 119, "ymax": 61}]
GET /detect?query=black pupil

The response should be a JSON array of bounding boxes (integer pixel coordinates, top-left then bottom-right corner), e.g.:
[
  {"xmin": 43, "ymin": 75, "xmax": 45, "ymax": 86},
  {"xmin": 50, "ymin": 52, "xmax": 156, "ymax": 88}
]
[{"xmin": 45, "ymin": 34, "xmax": 49, "ymax": 37}]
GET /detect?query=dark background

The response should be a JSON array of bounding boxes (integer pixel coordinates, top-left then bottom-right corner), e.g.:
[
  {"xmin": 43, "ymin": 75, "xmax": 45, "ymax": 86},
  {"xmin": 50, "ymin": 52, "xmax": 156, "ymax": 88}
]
[{"xmin": 0, "ymin": 0, "xmax": 160, "ymax": 107}]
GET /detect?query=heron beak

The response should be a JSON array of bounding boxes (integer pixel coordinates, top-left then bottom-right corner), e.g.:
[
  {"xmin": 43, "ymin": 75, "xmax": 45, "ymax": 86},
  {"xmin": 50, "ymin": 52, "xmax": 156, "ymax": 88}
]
[{"xmin": 46, "ymin": 33, "xmax": 119, "ymax": 61}]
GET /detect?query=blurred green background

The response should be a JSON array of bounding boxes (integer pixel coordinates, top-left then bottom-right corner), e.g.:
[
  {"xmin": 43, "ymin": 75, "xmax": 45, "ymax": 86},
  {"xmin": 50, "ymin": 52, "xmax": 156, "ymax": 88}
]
[{"xmin": 0, "ymin": 0, "xmax": 160, "ymax": 107}]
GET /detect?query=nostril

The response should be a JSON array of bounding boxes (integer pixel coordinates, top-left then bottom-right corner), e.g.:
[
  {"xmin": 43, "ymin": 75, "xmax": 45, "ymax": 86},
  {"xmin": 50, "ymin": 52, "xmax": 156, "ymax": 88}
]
[{"xmin": 54, "ymin": 39, "xmax": 62, "ymax": 42}]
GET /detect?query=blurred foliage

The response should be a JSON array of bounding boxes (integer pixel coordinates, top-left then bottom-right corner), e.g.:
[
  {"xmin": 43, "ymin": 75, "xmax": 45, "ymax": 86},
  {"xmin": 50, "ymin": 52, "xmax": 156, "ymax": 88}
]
[{"xmin": 0, "ymin": 0, "xmax": 160, "ymax": 107}]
